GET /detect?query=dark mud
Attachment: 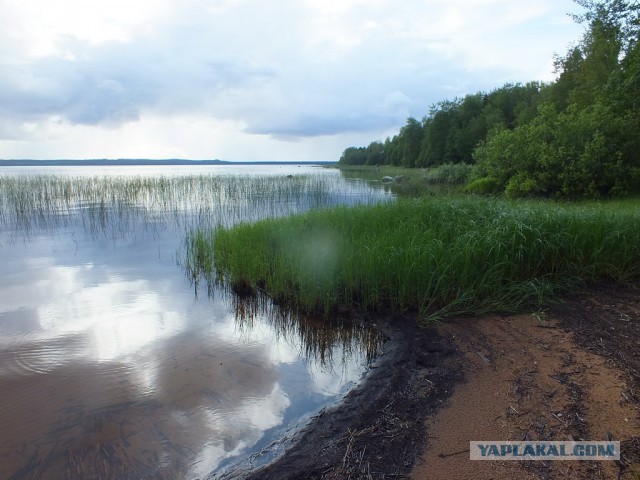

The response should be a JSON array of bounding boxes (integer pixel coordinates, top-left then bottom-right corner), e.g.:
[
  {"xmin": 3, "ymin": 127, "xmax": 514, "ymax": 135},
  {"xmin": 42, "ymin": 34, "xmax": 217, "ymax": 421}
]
[
  {"xmin": 215, "ymin": 281, "xmax": 640, "ymax": 480},
  {"xmin": 223, "ymin": 317, "xmax": 464, "ymax": 480}
]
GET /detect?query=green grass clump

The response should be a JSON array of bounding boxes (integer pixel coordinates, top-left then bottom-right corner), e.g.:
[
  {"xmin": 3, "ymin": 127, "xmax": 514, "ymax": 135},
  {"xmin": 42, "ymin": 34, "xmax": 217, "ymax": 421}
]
[
  {"xmin": 336, "ymin": 165, "xmax": 461, "ymax": 197},
  {"xmin": 424, "ymin": 163, "xmax": 473, "ymax": 185},
  {"xmin": 188, "ymin": 196, "xmax": 640, "ymax": 323},
  {"xmin": 464, "ymin": 176, "xmax": 501, "ymax": 195}
]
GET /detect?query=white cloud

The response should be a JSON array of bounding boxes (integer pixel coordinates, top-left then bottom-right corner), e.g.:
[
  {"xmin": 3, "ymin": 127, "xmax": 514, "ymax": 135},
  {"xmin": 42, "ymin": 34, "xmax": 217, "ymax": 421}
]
[{"xmin": 0, "ymin": 0, "xmax": 584, "ymax": 160}]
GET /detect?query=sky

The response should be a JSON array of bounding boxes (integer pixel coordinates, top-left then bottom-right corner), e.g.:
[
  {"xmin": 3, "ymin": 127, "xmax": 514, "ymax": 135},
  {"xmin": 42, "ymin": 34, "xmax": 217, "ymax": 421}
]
[{"xmin": 0, "ymin": 0, "xmax": 585, "ymax": 161}]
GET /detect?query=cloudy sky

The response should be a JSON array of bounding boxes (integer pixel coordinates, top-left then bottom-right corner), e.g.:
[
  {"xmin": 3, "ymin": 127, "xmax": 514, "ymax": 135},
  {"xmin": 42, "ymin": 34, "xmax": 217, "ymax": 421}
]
[{"xmin": 0, "ymin": 0, "xmax": 584, "ymax": 161}]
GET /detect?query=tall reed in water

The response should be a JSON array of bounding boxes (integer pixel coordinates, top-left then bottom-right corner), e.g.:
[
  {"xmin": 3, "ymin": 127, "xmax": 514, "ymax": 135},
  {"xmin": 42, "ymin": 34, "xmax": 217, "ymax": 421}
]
[{"xmin": 0, "ymin": 173, "xmax": 390, "ymax": 238}]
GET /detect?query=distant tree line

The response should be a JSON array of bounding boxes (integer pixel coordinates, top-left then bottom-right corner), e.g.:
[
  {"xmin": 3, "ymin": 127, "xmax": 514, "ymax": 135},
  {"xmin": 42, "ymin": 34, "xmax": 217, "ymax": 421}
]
[{"xmin": 340, "ymin": 0, "xmax": 640, "ymax": 198}]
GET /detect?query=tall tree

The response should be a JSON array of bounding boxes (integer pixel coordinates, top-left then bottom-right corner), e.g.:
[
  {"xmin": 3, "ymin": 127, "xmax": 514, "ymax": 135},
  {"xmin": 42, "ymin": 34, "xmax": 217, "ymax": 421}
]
[
  {"xmin": 418, "ymin": 100, "xmax": 460, "ymax": 167},
  {"xmin": 365, "ymin": 141, "xmax": 385, "ymax": 165},
  {"xmin": 399, "ymin": 117, "xmax": 423, "ymax": 168}
]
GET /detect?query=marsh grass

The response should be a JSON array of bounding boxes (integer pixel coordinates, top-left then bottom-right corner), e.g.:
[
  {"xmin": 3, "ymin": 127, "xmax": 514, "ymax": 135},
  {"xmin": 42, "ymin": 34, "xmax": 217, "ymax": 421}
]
[
  {"xmin": 423, "ymin": 163, "xmax": 473, "ymax": 185},
  {"xmin": 0, "ymin": 172, "xmax": 390, "ymax": 240},
  {"xmin": 336, "ymin": 165, "xmax": 464, "ymax": 197},
  {"xmin": 0, "ymin": 170, "xmax": 390, "ymax": 364},
  {"xmin": 190, "ymin": 196, "xmax": 640, "ymax": 323}
]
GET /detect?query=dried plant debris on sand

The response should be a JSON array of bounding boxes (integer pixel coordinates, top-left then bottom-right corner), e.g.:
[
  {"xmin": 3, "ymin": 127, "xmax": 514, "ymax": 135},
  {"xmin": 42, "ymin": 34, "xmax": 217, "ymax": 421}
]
[{"xmin": 238, "ymin": 283, "xmax": 640, "ymax": 480}]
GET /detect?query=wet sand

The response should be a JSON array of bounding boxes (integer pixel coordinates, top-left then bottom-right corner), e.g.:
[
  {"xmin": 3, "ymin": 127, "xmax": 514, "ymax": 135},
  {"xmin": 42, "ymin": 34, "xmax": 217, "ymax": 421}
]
[
  {"xmin": 412, "ymin": 314, "xmax": 638, "ymax": 480},
  {"xmin": 244, "ymin": 283, "xmax": 640, "ymax": 479}
]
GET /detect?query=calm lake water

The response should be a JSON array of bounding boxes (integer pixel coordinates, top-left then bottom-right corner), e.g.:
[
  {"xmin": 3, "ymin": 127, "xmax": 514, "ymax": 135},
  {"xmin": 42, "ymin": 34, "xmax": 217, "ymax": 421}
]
[{"xmin": 0, "ymin": 165, "xmax": 390, "ymax": 479}]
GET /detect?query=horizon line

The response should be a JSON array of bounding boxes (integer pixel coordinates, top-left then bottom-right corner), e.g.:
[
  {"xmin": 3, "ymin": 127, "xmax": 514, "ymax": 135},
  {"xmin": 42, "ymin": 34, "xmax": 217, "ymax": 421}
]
[{"xmin": 0, "ymin": 159, "xmax": 337, "ymax": 166}]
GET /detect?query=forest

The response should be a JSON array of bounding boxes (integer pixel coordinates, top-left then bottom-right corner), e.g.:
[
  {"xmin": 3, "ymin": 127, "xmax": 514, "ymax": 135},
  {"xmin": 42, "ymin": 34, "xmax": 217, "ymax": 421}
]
[{"xmin": 339, "ymin": 0, "xmax": 640, "ymax": 199}]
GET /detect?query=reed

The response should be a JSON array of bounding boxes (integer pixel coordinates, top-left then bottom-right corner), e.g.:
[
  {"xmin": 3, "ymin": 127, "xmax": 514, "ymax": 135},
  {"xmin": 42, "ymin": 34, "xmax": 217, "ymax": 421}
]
[
  {"xmin": 336, "ymin": 165, "xmax": 465, "ymax": 196},
  {"xmin": 0, "ymin": 172, "xmax": 390, "ymax": 239},
  {"xmin": 191, "ymin": 196, "xmax": 640, "ymax": 322}
]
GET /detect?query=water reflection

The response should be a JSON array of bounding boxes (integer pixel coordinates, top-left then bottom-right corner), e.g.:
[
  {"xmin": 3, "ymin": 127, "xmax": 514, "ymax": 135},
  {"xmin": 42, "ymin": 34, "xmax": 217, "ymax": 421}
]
[
  {"xmin": 0, "ymin": 170, "xmax": 390, "ymax": 242},
  {"xmin": 228, "ymin": 289, "xmax": 383, "ymax": 368},
  {"xmin": 0, "ymin": 167, "xmax": 389, "ymax": 479},
  {"xmin": 0, "ymin": 340, "xmax": 287, "ymax": 479}
]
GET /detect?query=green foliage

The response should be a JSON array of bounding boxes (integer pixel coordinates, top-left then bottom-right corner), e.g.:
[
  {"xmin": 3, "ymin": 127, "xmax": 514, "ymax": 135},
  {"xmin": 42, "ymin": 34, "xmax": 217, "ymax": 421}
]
[
  {"xmin": 340, "ymin": 83, "xmax": 545, "ymax": 170},
  {"xmin": 475, "ymin": 101, "xmax": 640, "ymax": 198},
  {"xmin": 366, "ymin": 141, "xmax": 385, "ymax": 165},
  {"xmin": 464, "ymin": 177, "xmax": 501, "ymax": 195},
  {"xmin": 191, "ymin": 196, "xmax": 640, "ymax": 322},
  {"xmin": 473, "ymin": 0, "xmax": 640, "ymax": 198},
  {"xmin": 339, "ymin": 146, "xmax": 368, "ymax": 165},
  {"xmin": 399, "ymin": 117, "xmax": 423, "ymax": 167},
  {"xmin": 418, "ymin": 100, "xmax": 459, "ymax": 166},
  {"xmin": 339, "ymin": 1, "xmax": 640, "ymax": 200},
  {"xmin": 424, "ymin": 163, "xmax": 473, "ymax": 185}
]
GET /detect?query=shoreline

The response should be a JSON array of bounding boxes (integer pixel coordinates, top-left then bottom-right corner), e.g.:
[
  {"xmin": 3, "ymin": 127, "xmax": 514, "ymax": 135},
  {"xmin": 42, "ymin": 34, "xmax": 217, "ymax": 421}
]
[
  {"xmin": 227, "ymin": 282, "xmax": 640, "ymax": 479},
  {"xmin": 234, "ymin": 316, "xmax": 464, "ymax": 480}
]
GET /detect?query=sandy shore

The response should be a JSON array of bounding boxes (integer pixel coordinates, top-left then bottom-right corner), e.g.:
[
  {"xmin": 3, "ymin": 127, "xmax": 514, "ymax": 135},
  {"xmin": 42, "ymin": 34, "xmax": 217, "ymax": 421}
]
[
  {"xmin": 238, "ymin": 282, "xmax": 640, "ymax": 480},
  {"xmin": 413, "ymin": 313, "xmax": 637, "ymax": 479}
]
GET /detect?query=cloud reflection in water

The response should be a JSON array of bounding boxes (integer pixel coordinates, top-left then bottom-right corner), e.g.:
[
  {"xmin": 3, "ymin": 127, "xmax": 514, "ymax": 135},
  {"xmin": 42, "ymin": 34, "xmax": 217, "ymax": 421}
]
[{"xmin": 0, "ymin": 169, "xmax": 386, "ymax": 478}]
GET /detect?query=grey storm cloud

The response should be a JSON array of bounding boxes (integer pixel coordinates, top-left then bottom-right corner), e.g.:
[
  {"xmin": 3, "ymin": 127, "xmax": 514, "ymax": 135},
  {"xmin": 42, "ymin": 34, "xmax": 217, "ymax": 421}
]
[
  {"xmin": 0, "ymin": 0, "xmax": 583, "ymax": 154},
  {"xmin": 0, "ymin": 39, "xmax": 277, "ymax": 126},
  {"xmin": 0, "ymin": 38, "xmax": 425, "ymax": 138},
  {"xmin": 0, "ymin": 0, "xmax": 459, "ymax": 139}
]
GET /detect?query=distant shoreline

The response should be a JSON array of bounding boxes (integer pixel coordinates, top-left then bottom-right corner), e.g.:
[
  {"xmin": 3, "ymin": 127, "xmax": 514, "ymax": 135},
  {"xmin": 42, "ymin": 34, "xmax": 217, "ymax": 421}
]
[{"xmin": 0, "ymin": 159, "xmax": 336, "ymax": 167}]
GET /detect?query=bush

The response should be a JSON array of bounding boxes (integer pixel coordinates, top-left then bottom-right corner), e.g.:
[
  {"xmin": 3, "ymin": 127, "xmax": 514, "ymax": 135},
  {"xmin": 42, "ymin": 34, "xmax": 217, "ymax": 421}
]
[
  {"xmin": 424, "ymin": 163, "xmax": 473, "ymax": 185},
  {"xmin": 473, "ymin": 102, "xmax": 640, "ymax": 199},
  {"xmin": 464, "ymin": 177, "xmax": 501, "ymax": 195}
]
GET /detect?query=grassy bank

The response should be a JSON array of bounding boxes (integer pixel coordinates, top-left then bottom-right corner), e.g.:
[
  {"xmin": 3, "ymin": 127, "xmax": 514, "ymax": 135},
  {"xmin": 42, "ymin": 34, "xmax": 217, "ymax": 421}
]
[
  {"xmin": 187, "ymin": 196, "xmax": 640, "ymax": 322},
  {"xmin": 334, "ymin": 164, "xmax": 471, "ymax": 197}
]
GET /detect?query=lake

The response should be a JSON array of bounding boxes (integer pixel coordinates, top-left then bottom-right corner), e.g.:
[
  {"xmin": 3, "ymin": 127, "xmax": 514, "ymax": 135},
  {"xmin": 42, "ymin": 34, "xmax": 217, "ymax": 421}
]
[{"xmin": 0, "ymin": 165, "xmax": 391, "ymax": 479}]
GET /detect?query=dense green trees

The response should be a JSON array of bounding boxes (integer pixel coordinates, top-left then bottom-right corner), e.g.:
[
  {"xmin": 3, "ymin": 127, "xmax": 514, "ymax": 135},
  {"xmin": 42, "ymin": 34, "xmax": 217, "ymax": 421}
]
[
  {"xmin": 474, "ymin": 102, "xmax": 638, "ymax": 197},
  {"xmin": 339, "ymin": 0, "xmax": 640, "ymax": 198},
  {"xmin": 477, "ymin": 0, "xmax": 640, "ymax": 198},
  {"xmin": 340, "ymin": 82, "xmax": 545, "ymax": 169},
  {"xmin": 340, "ymin": 83, "xmax": 544, "ymax": 168}
]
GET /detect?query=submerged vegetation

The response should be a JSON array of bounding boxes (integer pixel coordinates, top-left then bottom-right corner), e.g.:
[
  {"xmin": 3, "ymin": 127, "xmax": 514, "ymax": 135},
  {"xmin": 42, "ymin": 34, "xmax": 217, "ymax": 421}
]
[
  {"xmin": 187, "ymin": 197, "xmax": 640, "ymax": 323},
  {"xmin": 0, "ymin": 170, "xmax": 390, "ymax": 365},
  {"xmin": 0, "ymin": 172, "xmax": 389, "ymax": 239},
  {"xmin": 223, "ymin": 287, "xmax": 385, "ymax": 366}
]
